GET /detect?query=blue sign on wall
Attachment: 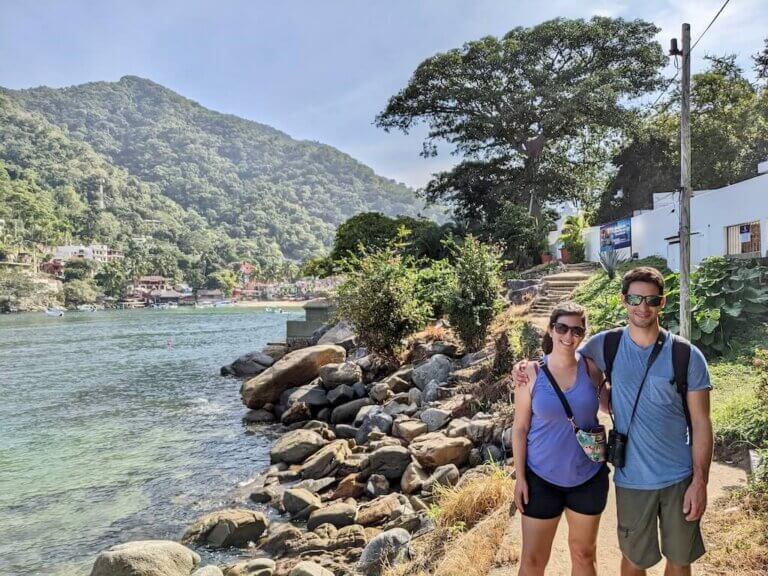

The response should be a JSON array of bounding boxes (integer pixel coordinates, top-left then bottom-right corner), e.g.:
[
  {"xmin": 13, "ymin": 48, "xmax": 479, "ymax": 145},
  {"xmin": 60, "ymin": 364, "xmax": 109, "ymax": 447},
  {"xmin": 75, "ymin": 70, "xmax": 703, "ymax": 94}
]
[{"xmin": 600, "ymin": 218, "xmax": 632, "ymax": 252}]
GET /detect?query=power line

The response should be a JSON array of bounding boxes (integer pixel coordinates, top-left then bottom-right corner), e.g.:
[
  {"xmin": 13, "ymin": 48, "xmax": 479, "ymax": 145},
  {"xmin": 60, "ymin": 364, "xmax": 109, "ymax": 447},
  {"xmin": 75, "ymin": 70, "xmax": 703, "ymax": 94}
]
[{"xmin": 690, "ymin": 0, "xmax": 731, "ymax": 53}]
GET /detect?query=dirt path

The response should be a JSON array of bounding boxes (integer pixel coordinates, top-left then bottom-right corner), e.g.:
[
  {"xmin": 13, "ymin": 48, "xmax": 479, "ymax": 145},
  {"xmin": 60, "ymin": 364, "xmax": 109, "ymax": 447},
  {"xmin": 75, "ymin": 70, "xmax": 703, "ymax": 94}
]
[{"xmin": 490, "ymin": 458, "xmax": 747, "ymax": 575}]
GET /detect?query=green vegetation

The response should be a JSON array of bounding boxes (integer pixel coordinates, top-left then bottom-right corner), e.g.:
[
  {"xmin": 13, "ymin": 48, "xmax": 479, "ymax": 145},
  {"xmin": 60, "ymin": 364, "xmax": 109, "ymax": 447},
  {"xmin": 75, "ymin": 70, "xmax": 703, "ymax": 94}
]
[
  {"xmin": 336, "ymin": 246, "xmax": 430, "ymax": 358},
  {"xmin": 445, "ymin": 236, "xmax": 504, "ymax": 351},
  {"xmin": 558, "ymin": 214, "xmax": 587, "ymax": 264},
  {"xmin": 63, "ymin": 279, "xmax": 98, "ymax": 307}
]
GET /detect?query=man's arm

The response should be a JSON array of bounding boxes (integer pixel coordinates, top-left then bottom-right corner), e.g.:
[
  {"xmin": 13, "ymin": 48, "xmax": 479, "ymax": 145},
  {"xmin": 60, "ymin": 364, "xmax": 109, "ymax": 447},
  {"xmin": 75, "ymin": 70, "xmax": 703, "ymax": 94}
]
[{"xmin": 683, "ymin": 389, "xmax": 713, "ymax": 521}]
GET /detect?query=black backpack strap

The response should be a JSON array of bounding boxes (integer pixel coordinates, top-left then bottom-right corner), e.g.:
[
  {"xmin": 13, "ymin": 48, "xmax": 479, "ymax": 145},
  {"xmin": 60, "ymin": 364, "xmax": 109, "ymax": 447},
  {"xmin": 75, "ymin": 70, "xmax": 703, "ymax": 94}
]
[
  {"xmin": 671, "ymin": 335, "xmax": 693, "ymax": 445},
  {"xmin": 602, "ymin": 328, "xmax": 624, "ymax": 385}
]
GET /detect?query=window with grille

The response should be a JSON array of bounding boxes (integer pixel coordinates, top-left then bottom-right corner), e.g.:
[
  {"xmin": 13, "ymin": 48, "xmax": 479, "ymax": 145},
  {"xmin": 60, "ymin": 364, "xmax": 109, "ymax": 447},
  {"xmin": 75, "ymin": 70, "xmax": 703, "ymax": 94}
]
[{"xmin": 726, "ymin": 221, "xmax": 761, "ymax": 256}]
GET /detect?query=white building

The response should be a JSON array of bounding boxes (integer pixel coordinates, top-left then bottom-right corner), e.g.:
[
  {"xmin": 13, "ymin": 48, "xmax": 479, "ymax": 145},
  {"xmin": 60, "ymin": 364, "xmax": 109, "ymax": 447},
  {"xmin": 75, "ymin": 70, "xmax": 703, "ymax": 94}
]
[
  {"xmin": 53, "ymin": 244, "xmax": 123, "ymax": 263},
  {"xmin": 560, "ymin": 160, "xmax": 768, "ymax": 272}
]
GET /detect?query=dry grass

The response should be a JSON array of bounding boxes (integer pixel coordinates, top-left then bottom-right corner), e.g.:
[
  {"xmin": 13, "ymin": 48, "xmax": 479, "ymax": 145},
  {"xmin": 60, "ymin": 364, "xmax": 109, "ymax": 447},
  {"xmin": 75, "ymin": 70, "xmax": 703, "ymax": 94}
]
[
  {"xmin": 420, "ymin": 324, "xmax": 452, "ymax": 342},
  {"xmin": 432, "ymin": 507, "xmax": 510, "ymax": 576},
  {"xmin": 433, "ymin": 465, "xmax": 515, "ymax": 530},
  {"xmin": 700, "ymin": 489, "xmax": 768, "ymax": 575}
]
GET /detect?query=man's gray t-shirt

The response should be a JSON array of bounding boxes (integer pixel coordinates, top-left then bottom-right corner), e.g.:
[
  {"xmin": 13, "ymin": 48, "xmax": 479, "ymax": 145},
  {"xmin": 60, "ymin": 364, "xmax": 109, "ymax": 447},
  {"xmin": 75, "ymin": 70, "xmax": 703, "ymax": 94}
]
[{"xmin": 580, "ymin": 327, "xmax": 711, "ymax": 490}]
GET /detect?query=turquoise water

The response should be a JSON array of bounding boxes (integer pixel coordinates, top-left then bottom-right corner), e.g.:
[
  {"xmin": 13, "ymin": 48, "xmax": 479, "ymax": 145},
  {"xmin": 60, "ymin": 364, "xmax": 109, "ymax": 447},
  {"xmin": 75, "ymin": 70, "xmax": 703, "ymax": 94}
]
[{"xmin": 0, "ymin": 307, "xmax": 302, "ymax": 576}]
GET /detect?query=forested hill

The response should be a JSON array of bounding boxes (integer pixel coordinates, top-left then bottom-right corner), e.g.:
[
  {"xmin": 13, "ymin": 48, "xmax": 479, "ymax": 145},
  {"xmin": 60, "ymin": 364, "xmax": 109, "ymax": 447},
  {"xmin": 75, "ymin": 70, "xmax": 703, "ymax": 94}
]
[{"xmin": 1, "ymin": 76, "xmax": 436, "ymax": 265}]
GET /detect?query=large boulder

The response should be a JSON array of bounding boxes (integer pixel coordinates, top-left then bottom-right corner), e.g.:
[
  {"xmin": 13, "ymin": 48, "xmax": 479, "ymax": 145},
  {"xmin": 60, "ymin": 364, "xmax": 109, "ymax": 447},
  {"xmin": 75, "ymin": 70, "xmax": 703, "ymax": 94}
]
[
  {"xmin": 299, "ymin": 440, "xmax": 351, "ymax": 479},
  {"xmin": 241, "ymin": 345, "xmax": 345, "ymax": 408},
  {"xmin": 270, "ymin": 430, "xmax": 328, "ymax": 465},
  {"xmin": 280, "ymin": 383, "xmax": 329, "ymax": 409},
  {"xmin": 182, "ymin": 509, "xmax": 268, "ymax": 548},
  {"xmin": 319, "ymin": 362, "xmax": 363, "ymax": 389},
  {"xmin": 400, "ymin": 461, "xmax": 429, "ymax": 495},
  {"xmin": 411, "ymin": 354, "xmax": 452, "ymax": 390},
  {"xmin": 221, "ymin": 351, "xmax": 275, "ymax": 378},
  {"xmin": 224, "ymin": 558, "xmax": 275, "ymax": 576},
  {"xmin": 326, "ymin": 384, "xmax": 355, "ymax": 405},
  {"xmin": 367, "ymin": 446, "xmax": 411, "ymax": 481},
  {"xmin": 356, "ymin": 493, "xmax": 408, "ymax": 526},
  {"xmin": 409, "ymin": 433, "xmax": 472, "ymax": 470},
  {"xmin": 280, "ymin": 402, "xmax": 312, "ymax": 426},
  {"xmin": 282, "ymin": 488, "xmax": 322, "ymax": 519},
  {"xmin": 331, "ymin": 398, "xmax": 372, "ymax": 424},
  {"xmin": 420, "ymin": 408, "xmax": 452, "ymax": 432},
  {"xmin": 90, "ymin": 540, "xmax": 200, "ymax": 576},
  {"xmin": 357, "ymin": 528, "xmax": 412, "ymax": 576},
  {"xmin": 191, "ymin": 568, "xmax": 224, "ymax": 576},
  {"xmin": 257, "ymin": 523, "xmax": 302, "ymax": 557},
  {"xmin": 317, "ymin": 321, "xmax": 357, "ymax": 350},
  {"xmin": 306, "ymin": 502, "xmax": 358, "ymax": 531}
]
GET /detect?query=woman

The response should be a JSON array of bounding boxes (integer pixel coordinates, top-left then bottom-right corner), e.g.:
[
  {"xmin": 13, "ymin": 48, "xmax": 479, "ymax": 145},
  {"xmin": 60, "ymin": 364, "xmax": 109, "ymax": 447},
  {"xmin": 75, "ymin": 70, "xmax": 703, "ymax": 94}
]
[{"xmin": 512, "ymin": 301, "xmax": 609, "ymax": 576}]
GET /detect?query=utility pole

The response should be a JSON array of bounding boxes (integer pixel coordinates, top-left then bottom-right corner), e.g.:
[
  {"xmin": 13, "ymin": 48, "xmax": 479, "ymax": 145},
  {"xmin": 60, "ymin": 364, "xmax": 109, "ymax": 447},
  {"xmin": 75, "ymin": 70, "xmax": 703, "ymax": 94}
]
[{"xmin": 671, "ymin": 24, "xmax": 692, "ymax": 339}]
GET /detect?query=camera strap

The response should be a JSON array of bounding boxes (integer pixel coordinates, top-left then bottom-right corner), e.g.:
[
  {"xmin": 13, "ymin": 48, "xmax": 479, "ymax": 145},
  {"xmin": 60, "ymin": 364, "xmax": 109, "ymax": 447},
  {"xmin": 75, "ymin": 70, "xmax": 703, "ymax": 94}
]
[{"xmin": 621, "ymin": 330, "xmax": 667, "ymax": 438}]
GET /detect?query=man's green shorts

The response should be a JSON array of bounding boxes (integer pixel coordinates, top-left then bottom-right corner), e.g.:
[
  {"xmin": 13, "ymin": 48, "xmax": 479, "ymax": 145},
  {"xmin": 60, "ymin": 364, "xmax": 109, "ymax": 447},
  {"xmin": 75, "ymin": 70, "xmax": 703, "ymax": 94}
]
[{"xmin": 616, "ymin": 477, "xmax": 705, "ymax": 569}]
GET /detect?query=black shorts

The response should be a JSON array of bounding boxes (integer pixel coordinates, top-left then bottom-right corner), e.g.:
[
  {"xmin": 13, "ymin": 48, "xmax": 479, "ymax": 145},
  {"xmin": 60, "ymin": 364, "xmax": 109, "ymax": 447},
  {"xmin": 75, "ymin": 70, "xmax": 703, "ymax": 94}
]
[{"xmin": 523, "ymin": 465, "xmax": 609, "ymax": 519}]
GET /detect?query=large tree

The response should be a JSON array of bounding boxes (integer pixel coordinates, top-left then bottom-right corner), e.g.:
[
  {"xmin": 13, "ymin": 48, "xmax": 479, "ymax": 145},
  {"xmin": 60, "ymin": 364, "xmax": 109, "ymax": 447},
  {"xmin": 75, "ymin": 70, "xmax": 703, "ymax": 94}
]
[{"xmin": 376, "ymin": 17, "xmax": 665, "ymax": 220}]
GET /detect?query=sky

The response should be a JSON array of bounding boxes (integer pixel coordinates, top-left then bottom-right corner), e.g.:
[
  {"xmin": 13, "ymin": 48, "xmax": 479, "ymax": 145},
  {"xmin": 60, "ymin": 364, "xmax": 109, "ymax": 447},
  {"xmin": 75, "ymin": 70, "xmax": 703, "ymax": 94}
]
[{"xmin": 1, "ymin": 0, "xmax": 766, "ymax": 190}]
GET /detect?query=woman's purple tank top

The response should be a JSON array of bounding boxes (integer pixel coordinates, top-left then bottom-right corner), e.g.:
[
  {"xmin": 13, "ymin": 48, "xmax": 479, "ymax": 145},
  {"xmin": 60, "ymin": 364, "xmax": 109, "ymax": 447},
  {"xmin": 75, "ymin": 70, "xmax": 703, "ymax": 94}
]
[{"xmin": 526, "ymin": 356, "xmax": 602, "ymax": 487}]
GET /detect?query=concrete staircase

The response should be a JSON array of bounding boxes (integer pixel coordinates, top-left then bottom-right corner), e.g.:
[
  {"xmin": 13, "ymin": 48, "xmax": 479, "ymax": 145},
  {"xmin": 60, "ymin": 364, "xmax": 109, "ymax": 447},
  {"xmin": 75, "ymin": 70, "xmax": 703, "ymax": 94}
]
[{"xmin": 527, "ymin": 263, "xmax": 598, "ymax": 324}]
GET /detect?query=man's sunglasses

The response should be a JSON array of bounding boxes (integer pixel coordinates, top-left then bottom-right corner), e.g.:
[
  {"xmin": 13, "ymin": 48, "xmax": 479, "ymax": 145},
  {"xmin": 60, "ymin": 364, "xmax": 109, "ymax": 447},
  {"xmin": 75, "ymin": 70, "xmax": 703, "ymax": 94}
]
[
  {"xmin": 551, "ymin": 322, "xmax": 586, "ymax": 338},
  {"xmin": 625, "ymin": 294, "xmax": 664, "ymax": 307}
]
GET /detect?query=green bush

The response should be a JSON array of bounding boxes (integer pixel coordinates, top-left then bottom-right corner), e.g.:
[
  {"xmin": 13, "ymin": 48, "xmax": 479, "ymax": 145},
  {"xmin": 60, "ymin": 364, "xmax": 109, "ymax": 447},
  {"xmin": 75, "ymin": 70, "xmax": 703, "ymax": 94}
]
[
  {"xmin": 415, "ymin": 259, "xmax": 457, "ymax": 319},
  {"xmin": 63, "ymin": 279, "xmax": 99, "ymax": 306},
  {"xmin": 665, "ymin": 257, "xmax": 768, "ymax": 354},
  {"xmin": 445, "ymin": 235, "xmax": 504, "ymax": 351},
  {"xmin": 558, "ymin": 214, "xmax": 586, "ymax": 263},
  {"xmin": 336, "ymin": 246, "xmax": 429, "ymax": 357}
]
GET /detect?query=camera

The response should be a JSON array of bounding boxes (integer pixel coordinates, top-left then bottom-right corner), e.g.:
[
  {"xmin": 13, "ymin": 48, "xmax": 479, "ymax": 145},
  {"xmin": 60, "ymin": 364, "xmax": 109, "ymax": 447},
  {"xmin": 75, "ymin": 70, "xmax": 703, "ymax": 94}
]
[{"xmin": 607, "ymin": 430, "xmax": 627, "ymax": 468}]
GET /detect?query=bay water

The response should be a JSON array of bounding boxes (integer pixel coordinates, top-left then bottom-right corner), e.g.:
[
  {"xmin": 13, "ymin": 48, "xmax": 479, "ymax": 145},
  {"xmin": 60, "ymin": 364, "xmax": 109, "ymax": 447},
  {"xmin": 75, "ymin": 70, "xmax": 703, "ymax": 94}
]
[{"xmin": 0, "ymin": 307, "xmax": 303, "ymax": 576}]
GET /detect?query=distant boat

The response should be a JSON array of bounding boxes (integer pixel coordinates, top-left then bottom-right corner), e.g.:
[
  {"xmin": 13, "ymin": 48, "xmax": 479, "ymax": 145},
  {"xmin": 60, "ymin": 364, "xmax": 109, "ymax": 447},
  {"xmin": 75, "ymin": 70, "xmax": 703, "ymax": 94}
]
[
  {"xmin": 194, "ymin": 302, "xmax": 214, "ymax": 309},
  {"xmin": 213, "ymin": 300, "xmax": 233, "ymax": 307},
  {"xmin": 45, "ymin": 308, "xmax": 64, "ymax": 317},
  {"xmin": 76, "ymin": 304, "xmax": 97, "ymax": 312}
]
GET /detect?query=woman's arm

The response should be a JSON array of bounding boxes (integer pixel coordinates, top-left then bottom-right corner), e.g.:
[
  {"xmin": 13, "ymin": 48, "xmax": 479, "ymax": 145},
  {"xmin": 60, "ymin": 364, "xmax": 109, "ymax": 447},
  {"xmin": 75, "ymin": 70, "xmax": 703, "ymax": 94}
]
[
  {"xmin": 512, "ymin": 368, "xmax": 535, "ymax": 513},
  {"xmin": 585, "ymin": 357, "xmax": 610, "ymax": 414}
]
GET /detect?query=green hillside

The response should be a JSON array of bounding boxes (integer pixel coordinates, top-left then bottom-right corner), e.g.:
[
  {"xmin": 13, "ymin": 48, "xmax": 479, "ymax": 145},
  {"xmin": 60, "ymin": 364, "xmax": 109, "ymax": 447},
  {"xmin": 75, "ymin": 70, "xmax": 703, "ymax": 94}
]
[{"xmin": 2, "ymin": 76, "xmax": 434, "ymax": 264}]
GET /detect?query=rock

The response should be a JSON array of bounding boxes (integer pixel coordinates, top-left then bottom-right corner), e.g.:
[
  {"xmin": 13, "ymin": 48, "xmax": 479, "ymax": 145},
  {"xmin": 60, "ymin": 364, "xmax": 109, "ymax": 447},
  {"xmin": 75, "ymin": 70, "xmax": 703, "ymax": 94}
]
[
  {"xmin": 352, "ymin": 381, "xmax": 367, "ymax": 398},
  {"xmin": 446, "ymin": 417, "xmax": 471, "ymax": 438},
  {"xmin": 319, "ymin": 362, "xmax": 363, "ymax": 389},
  {"xmin": 382, "ymin": 401, "xmax": 417, "ymax": 418},
  {"xmin": 468, "ymin": 448, "xmax": 482, "ymax": 467},
  {"xmin": 369, "ymin": 382, "xmax": 391, "ymax": 403},
  {"xmin": 221, "ymin": 351, "xmax": 275, "ymax": 378},
  {"xmin": 250, "ymin": 484, "xmax": 281, "ymax": 505},
  {"xmin": 183, "ymin": 509, "xmax": 269, "ymax": 548},
  {"xmin": 316, "ymin": 407, "xmax": 331, "ymax": 422},
  {"xmin": 409, "ymin": 433, "xmax": 472, "ymax": 470},
  {"xmin": 90, "ymin": 540, "xmax": 200, "ymax": 576},
  {"xmin": 421, "ymin": 379, "xmax": 440, "ymax": 404},
  {"xmin": 326, "ymin": 384, "xmax": 355, "ymax": 405},
  {"xmin": 306, "ymin": 502, "xmax": 358, "ymax": 531},
  {"xmin": 400, "ymin": 461, "xmax": 429, "ymax": 495},
  {"xmin": 257, "ymin": 523, "xmax": 302, "ymax": 557},
  {"xmin": 293, "ymin": 477, "xmax": 336, "ymax": 493},
  {"xmin": 243, "ymin": 409, "xmax": 276, "ymax": 424},
  {"xmin": 407, "ymin": 388, "xmax": 422, "ymax": 406},
  {"xmin": 480, "ymin": 443, "xmax": 504, "ymax": 463},
  {"xmin": 280, "ymin": 402, "xmax": 312, "ymax": 426},
  {"xmin": 331, "ymin": 398, "xmax": 372, "ymax": 424},
  {"xmin": 466, "ymin": 417, "xmax": 496, "ymax": 443},
  {"xmin": 385, "ymin": 375, "xmax": 412, "ymax": 394},
  {"xmin": 355, "ymin": 404, "xmax": 380, "ymax": 426},
  {"xmin": 263, "ymin": 344, "xmax": 287, "ymax": 362},
  {"xmin": 281, "ymin": 383, "xmax": 329, "ymax": 409},
  {"xmin": 370, "ymin": 412, "xmax": 393, "ymax": 435},
  {"xmin": 317, "ymin": 320, "xmax": 357, "ymax": 350},
  {"xmin": 299, "ymin": 440, "xmax": 351, "ymax": 479},
  {"xmin": 333, "ymin": 424, "xmax": 359, "ymax": 439},
  {"xmin": 411, "ymin": 354, "xmax": 452, "ymax": 390},
  {"xmin": 461, "ymin": 349, "xmax": 492, "ymax": 368},
  {"xmin": 192, "ymin": 567, "xmax": 224, "ymax": 576},
  {"xmin": 438, "ymin": 394, "xmax": 474, "ymax": 418},
  {"xmin": 366, "ymin": 474, "xmax": 390, "ymax": 497},
  {"xmin": 289, "ymin": 561, "xmax": 334, "ymax": 576},
  {"xmin": 283, "ymin": 488, "xmax": 322, "ymax": 518},
  {"xmin": 423, "ymin": 464, "xmax": 459, "ymax": 493},
  {"xmin": 408, "ymin": 495, "xmax": 429, "ymax": 513},
  {"xmin": 392, "ymin": 418, "xmax": 428, "ymax": 443},
  {"xmin": 382, "ymin": 512, "xmax": 424, "ymax": 534},
  {"xmin": 225, "ymin": 558, "xmax": 275, "ymax": 576},
  {"xmin": 332, "ymin": 473, "xmax": 366, "ymax": 499},
  {"xmin": 270, "ymin": 429, "xmax": 328, "ymax": 465},
  {"xmin": 356, "ymin": 493, "xmax": 407, "ymax": 526},
  {"xmin": 313, "ymin": 523, "xmax": 338, "ymax": 540},
  {"xmin": 368, "ymin": 446, "xmax": 411, "ymax": 480},
  {"xmin": 368, "ymin": 437, "xmax": 405, "ymax": 452},
  {"xmin": 328, "ymin": 524, "xmax": 367, "ymax": 550},
  {"xmin": 429, "ymin": 341, "xmax": 459, "ymax": 357},
  {"xmin": 335, "ymin": 453, "xmax": 370, "ymax": 478},
  {"xmin": 357, "ymin": 528, "xmax": 412, "ymax": 576},
  {"xmin": 242, "ymin": 345, "xmax": 345, "ymax": 409},
  {"xmin": 420, "ymin": 408, "xmax": 451, "ymax": 432}
]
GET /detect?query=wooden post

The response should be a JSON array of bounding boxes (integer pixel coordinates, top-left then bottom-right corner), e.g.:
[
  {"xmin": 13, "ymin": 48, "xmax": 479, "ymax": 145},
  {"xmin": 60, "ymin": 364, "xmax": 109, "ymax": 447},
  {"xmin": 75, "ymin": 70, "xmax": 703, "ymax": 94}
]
[{"xmin": 679, "ymin": 23, "xmax": 692, "ymax": 339}]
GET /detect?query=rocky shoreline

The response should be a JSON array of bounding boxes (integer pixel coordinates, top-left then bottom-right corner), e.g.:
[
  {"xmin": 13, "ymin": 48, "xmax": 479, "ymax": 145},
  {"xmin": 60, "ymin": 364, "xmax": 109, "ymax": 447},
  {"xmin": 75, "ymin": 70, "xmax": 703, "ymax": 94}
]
[{"xmin": 90, "ymin": 320, "xmax": 514, "ymax": 576}]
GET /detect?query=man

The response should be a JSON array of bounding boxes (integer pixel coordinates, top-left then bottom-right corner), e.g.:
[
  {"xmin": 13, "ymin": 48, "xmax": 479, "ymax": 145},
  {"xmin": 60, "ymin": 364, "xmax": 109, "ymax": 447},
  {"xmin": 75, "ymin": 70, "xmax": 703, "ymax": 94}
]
[{"xmin": 514, "ymin": 266, "xmax": 713, "ymax": 576}]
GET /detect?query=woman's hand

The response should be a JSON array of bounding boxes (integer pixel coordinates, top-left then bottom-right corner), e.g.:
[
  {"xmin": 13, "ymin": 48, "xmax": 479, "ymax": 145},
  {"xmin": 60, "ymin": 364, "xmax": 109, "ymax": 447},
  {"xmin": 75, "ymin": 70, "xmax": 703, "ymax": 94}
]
[
  {"xmin": 513, "ymin": 360, "xmax": 537, "ymax": 388},
  {"xmin": 514, "ymin": 476, "xmax": 529, "ymax": 514}
]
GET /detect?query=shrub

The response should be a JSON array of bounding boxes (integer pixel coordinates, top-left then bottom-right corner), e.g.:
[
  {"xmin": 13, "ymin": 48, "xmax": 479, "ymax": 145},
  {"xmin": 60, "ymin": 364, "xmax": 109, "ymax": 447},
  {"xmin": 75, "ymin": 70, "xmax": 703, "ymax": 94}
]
[
  {"xmin": 665, "ymin": 257, "xmax": 768, "ymax": 354},
  {"xmin": 599, "ymin": 245, "xmax": 624, "ymax": 280},
  {"xmin": 558, "ymin": 214, "xmax": 586, "ymax": 263},
  {"xmin": 63, "ymin": 278, "xmax": 99, "ymax": 306},
  {"xmin": 445, "ymin": 236, "xmax": 504, "ymax": 351},
  {"xmin": 336, "ymin": 246, "xmax": 429, "ymax": 358},
  {"xmin": 416, "ymin": 259, "xmax": 457, "ymax": 319}
]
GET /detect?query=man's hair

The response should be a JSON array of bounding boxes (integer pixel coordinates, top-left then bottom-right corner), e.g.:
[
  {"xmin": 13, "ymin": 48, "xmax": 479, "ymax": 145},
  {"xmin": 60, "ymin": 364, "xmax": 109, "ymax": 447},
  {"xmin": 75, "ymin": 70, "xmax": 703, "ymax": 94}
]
[{"xmin": 621, "ymin": 266, "xmax": 665, "ymax": 295}]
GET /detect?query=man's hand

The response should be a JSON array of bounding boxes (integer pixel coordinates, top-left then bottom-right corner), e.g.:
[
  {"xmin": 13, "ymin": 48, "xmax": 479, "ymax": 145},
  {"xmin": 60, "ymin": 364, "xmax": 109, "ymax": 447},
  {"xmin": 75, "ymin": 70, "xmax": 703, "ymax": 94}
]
[
  {"xmin": 683, "ymin": 477, "xmax": 707, "ymax": 521},
  {"xmin": 513, "ymin": 360, "xmax": 532, "ymax": 387},
  {"xmin": 514, "ymin": 477, "xmax": 529, "ymax": 514}
]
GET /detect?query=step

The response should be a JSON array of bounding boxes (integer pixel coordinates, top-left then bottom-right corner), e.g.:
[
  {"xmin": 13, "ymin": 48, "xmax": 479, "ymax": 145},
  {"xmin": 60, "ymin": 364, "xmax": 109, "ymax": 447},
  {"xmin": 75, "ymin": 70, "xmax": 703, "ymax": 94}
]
[{"xmin": 543, "ymin": 272, "xmax": 591, "ymax": 281}]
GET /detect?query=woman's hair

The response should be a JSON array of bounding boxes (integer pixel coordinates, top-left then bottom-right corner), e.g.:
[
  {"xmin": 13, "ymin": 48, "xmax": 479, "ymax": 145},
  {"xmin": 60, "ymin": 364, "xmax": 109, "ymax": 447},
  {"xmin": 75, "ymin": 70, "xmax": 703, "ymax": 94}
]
[{"xmin": 542, "ymin": 301, "xmax": 587, "ymax": 354}]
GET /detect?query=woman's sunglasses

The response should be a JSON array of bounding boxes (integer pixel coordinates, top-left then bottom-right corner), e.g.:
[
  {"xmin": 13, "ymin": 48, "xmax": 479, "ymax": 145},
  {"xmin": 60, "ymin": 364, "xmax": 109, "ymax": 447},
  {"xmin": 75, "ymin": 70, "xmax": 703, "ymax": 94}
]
[
  {"xmin": 551, "ymin": 322, "xmax": 586, "ymax": 338},
  {"xmin": 625, "ymin": 294, "xmax": 664, "ymax": 307}
]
